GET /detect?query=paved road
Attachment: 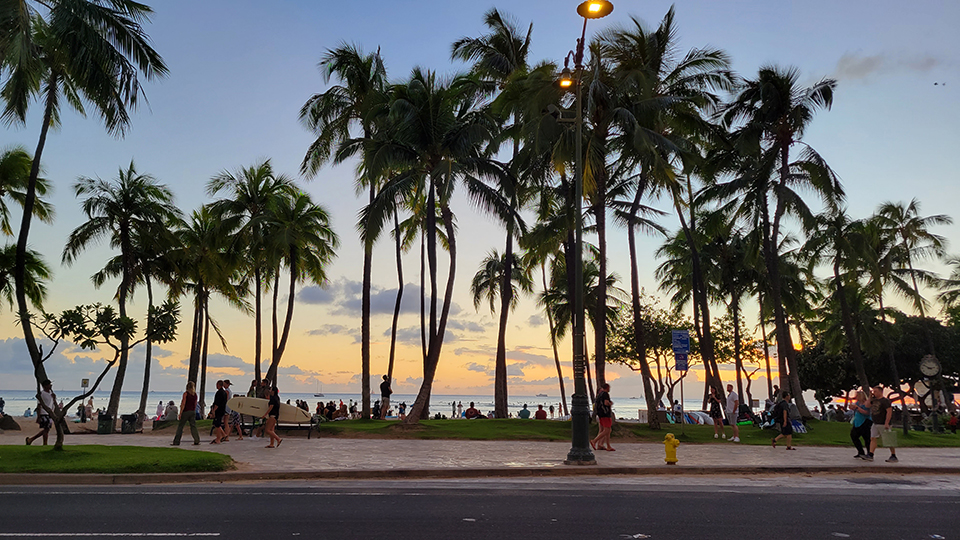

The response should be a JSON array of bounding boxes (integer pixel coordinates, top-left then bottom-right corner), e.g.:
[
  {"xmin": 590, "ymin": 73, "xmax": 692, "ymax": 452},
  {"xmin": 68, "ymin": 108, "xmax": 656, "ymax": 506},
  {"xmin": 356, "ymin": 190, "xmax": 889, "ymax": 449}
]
[{"xmin": 1, "ymin": 475, "xmax": 958, "ymax": 539}]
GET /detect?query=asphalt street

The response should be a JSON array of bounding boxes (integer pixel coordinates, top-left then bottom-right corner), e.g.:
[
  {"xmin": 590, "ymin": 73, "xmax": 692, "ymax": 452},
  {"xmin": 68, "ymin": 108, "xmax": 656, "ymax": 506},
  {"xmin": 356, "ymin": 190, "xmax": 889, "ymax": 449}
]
[{"xmin": 1, "ymin": 475, "xmax": 958, "ymax": 539}]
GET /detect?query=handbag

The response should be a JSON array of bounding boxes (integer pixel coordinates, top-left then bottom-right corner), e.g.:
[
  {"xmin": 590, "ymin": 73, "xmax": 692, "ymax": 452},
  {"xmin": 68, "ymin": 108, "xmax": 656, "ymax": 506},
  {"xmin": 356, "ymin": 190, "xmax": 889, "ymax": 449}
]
[{"xmin": 880, "ymin": 428, "xmax": 898, "ymax": 448}]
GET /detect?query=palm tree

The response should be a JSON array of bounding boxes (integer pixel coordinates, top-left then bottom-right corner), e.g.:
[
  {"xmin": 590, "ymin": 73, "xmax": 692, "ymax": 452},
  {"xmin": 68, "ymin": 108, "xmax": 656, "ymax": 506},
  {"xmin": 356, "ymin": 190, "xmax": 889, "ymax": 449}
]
[
  {"xmin": 300, "ymin": 44, "xmax": 387, "ymax": 419},
  {"xmin": 91, "ymin": 219, "xmax": 181, "ymax": 423},
  {"xmin": 598, "ymin": 7, "xmax": 735, "ymax": 420},
  {"xmin": 1, "ymin": 1, "xmax": 167, "ymax": 385},
  {"xmin": 363, "ymin": 69, "xmax": 509, "ymax": 423},
  {"xmin": 453, "ymin": 9, "xmax": 534, "ymax": 418},
  {"xmin": 62, "ymin": 162, "xmax": 179, "ymax": 430},
  {"xmin": 875, "ymin": 199, "xmax": 952, "ymax": 354},
  {"xmin": 263, "ymin": 191, "xmax": 339, "ymax": 383},
  {"xmin": 207, "ymin": 160, "xmax": 297, "ymax": 384},
  {"xmin": 167, "ymin": 206, "xmax": 247, "ymax": 389},
  {"xmin": 0, "ymin": 146, "xmax": 53, "ymax": 235},
  {"xmin": 0, "ymin": 243, "xmax": 49, "ymax": 311},
  {"xmin": 717, "ymin": 65, "xmax": 842, "ymax": 416},
  {"xmin": 802, "ymin": 208, "xmax": 870, "ymax": 389}
]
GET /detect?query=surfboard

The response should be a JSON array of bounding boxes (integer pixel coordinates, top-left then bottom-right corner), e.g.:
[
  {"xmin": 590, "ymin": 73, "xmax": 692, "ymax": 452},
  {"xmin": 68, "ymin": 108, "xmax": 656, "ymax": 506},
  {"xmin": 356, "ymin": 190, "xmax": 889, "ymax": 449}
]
[{"xmin": 227, "ymin": 396, "xmax": 312, "ymax": 424}]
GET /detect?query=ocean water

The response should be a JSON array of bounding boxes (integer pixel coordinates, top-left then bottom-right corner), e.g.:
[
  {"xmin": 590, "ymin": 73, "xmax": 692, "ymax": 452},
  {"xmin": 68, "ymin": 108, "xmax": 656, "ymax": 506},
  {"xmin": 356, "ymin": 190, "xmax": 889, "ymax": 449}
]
[{"xmin": 0, "ymin": 389, "xmax": 718, "ymax": 420}]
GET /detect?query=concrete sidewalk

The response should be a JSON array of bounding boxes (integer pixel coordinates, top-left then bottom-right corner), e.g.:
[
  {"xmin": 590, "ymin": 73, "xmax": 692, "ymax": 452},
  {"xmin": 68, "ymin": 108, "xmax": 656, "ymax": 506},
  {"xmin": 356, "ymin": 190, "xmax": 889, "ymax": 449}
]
[{"xmin": 3, "ymin": 430, "xmax": 960, "ymax": 484}]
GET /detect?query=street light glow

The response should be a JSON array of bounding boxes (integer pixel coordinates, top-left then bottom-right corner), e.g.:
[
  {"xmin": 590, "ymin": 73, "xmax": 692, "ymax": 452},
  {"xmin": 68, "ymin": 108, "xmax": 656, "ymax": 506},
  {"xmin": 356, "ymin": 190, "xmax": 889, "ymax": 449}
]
[{"xmin": 577, "ymin": 0, "xmax": 613, "ymax": 19}]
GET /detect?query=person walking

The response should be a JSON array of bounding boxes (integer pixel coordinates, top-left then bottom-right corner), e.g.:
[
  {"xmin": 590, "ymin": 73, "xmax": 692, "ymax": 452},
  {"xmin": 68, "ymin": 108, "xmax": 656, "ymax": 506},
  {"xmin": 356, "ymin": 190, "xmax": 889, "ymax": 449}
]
[
  {"xmin": 221, "ymin": 380, "xmax": 243, "ymax": 441},
  {"xmin": 263, "ymin": 386, "xmax": 283, "ymax": 448},
  {"xmin": 867, "ymin": 385, "xmax": 898, "ymax": 462},
  {"xmin": 708, "ymin": 386, "xmax": 726, "ymax": 439},
  {"xmin": 850, "ymin": 389, "xmax": 872, "ymax": 459},
  {"xmin": 379, "ymin": 375, "xmax": 392, "ymax": 420},
  {"xmin": 771, "ymin": 391, "xmax": 795, "ymax": 450},
  {"xmin": 590, "ymin": 383, "xmax": 615, "ymax": 451},
  {"xmin": 726, "ymin": 383, "xmax": 741, "ymax": 442},
  {"xmin": 171, "ymin": 381, "xmax": 201, "ymax": 446},
  {"xmin": 26, "ymin": 379, "xmax": 56, "ymax": 446},
  {"xmin": 549, "ymin": 404, "xmax": 555, "ymax": 419},
  {"xmin": 209, "ymin": 380, "xmax": 227, "ymax": 444}
]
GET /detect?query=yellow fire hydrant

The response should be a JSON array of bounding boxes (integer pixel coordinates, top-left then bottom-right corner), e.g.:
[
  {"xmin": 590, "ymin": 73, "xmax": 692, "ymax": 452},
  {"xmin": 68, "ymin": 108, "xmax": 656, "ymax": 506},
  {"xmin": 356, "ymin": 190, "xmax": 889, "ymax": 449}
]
[{"xmin": 664, "ymin": 433, "xmax": 679, "ymax": 465}]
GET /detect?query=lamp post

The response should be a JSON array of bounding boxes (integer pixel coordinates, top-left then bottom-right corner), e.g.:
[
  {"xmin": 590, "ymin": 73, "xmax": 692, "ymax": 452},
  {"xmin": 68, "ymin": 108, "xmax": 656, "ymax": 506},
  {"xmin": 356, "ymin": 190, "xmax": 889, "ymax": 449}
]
[{"xmin": 563, "ymin": 0, "xmax": 613, "ymax": 466}]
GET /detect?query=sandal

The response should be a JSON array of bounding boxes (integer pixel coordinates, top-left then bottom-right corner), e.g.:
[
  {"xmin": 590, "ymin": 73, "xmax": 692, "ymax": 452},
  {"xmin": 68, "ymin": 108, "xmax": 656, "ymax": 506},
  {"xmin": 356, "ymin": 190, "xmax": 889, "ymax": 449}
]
[
  {"xmin": 590, "ymin": 441, "xmax": 597, "ymax": 450},
  {"xmin": 276, "ymin": 439, "xmax": 283, "ymax": 448},
  {"xmin": 786, "ymin": 447, "xmax": 796, "ymax": 450},
  {"xmin": 265, "ymin": 445, "xmax": 275, "ymax": 448},
  {"xmin": 605, "ymin": 447, "xmax": 616, "ymax": 451},
  {"xmin": 771, "ymin": 438, "xmax": 776, "ymax": 448}
]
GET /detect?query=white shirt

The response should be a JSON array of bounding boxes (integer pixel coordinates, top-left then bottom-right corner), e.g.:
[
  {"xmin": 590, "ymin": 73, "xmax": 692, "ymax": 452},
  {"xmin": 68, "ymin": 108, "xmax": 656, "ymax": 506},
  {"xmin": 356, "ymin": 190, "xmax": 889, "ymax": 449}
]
[
  {"xmin": 726, "ymin": 391, "xmax": 739, "ymax": 415},
  {"xmin": 224, "ymin": 388, "xmax": 234, "ymax": 414},
  {"xmin": 38, "ymin": 389, "xmax": 56, "ymax": 416}
]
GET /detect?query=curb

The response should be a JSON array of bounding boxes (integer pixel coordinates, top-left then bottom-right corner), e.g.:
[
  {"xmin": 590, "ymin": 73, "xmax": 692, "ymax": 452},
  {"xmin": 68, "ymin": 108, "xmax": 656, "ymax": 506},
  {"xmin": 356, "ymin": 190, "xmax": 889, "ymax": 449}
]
[{"xmin": 4, "ymin": 465, "xmax": 960, "ymax": 485}]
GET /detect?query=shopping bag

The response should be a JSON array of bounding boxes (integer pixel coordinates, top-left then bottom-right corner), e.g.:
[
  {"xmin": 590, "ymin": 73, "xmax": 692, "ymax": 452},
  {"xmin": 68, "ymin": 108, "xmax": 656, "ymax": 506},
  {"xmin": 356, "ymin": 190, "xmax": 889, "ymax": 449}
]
[{"xmin": 880, "ymin": 428, "xmax": 898, "ymax": 448}]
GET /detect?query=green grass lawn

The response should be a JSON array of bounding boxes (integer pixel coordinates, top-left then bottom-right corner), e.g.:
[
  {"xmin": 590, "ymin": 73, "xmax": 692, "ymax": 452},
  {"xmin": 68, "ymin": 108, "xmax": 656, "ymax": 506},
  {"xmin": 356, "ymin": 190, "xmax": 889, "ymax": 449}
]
[
  {"xmin": 0, "ymin": 445, "xmax": 234, "ymax": 474},
  {"xmin": 315, "ymin": 418, "xmax": 960, "ymax": 447}
]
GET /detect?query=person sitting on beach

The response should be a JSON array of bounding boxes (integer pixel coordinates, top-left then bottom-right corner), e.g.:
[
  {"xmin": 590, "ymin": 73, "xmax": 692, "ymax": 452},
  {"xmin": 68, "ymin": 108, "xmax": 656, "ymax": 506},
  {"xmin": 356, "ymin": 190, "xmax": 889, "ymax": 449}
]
[
  {"xmin": 162, "ymin": 401, "xmax": 178, "ymax": 421},
  {"xmin": 24, "ymin": 408, "xmax": 32, "ymax": 417},
  {"xmin": 464, "ymin": 402, "xmax": 481, "ymax": 419},
  {"xmin": 534, "ymin": 405, "xmax": 548, "ymax": 420},
  {"xmin": 518, "ymin": 404, "xmax": 531, "ymax": 419}
]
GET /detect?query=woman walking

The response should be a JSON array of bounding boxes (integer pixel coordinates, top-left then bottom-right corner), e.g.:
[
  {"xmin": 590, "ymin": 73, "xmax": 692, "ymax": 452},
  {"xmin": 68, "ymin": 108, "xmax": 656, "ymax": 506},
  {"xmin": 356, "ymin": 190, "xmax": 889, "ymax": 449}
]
[
  {"xmin": 708, "ymin": 386, "xmax": 726, "ymax": 439},
  {"xmin": 590, "ymin": 383, "xmax": 615, "ymax": 451},
  {"xmin": 263, "ymin": 386, "xmax": 283, "ymax": 448},
  {"xmin": 171, "ymin": 381, "xmax": 200, "ymax": 446},
  {"xmin": 850, "ymin": 389, "xmax": 872, "ymax": 459}
]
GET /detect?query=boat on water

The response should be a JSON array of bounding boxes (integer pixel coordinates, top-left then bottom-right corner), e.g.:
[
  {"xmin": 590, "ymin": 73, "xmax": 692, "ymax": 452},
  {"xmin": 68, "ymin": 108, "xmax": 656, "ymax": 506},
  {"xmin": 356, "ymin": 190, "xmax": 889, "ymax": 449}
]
[
  {"xmin": 536, "ymin": 393, "xmax": 548, "ymax": 397},
  {"xmin": 314, "ymin": 381, "xmax": 324, "ymax": 398}
]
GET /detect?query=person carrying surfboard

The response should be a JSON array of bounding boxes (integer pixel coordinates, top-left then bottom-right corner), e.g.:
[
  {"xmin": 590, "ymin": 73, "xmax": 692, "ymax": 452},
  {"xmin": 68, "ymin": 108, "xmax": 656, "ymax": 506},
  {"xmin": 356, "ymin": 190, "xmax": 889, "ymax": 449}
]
[{"xmin": 263, "ymin": 386, "xmax": 283, "ymax": 448}]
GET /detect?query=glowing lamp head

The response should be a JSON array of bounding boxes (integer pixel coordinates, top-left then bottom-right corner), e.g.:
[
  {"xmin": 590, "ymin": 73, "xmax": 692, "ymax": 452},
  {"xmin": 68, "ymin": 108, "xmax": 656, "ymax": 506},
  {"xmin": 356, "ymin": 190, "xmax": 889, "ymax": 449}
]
[
  {"xmin": 558, "ymin": 67, "xmax": 574, "ymax": 88},
  {"xmin": 577, "ymin": 0, "xmax": 614, "ymax": 19}
]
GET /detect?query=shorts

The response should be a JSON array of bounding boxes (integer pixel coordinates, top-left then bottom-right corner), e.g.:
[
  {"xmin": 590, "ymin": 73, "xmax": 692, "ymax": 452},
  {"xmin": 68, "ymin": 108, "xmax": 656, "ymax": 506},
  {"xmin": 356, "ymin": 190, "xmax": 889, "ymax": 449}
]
[
  {"xmin": 213, "ymin": 414, "xmax": 225, "ymax": 428},
  {"xmin": 229, "ymin": 411, "xmax": 241, "ymax": 426},
  {"xmin": 870, "ymin": 423, "xmax": 886, "ymax": 439},
  {"xmin": 37, "ymin": 415, "xmax": 52, "ymax": 430},
  {"xmin": 780, "ymin": 422, "xmax": 793, "ymax": 436},
  {"xmin": 598, "ymin": 417, "xmax": 612, "ymax": 428}
]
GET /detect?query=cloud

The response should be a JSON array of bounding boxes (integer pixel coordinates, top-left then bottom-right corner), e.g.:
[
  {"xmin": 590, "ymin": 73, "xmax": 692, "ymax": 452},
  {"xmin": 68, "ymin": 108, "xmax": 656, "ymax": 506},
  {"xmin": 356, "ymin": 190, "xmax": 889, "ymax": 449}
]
[
  {"xmin": 527, "ymin": 314, "xmax": 545, "ymax": 328},
  {"xmin": 298, "ymin": 286, "xmax": 336, "ymax": 305},
  {"xmin": 506, "ymin": 364, "xmax": 525, "ymax": 377},
  {"xmin": 465, "ymin": 362, "xmax": 490, "ymax": 373},
  {"xmin": 446, "ymin": 319, "xmax": 487, "ymax": 333},
  {"xmin": 831, "ymin": 52, "xmax": 943, "ymax": 82},
  {"xmin": 308, "ymin": 324, "xmax": 353, "ymax": 336}
]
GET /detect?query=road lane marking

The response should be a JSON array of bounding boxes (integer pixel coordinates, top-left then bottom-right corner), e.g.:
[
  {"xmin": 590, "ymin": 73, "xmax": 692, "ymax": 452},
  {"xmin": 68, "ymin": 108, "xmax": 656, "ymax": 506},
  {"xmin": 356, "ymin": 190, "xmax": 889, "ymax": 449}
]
[{"xmin": 0, "ymin": 534, "xmax": 219, "ymax": 537}]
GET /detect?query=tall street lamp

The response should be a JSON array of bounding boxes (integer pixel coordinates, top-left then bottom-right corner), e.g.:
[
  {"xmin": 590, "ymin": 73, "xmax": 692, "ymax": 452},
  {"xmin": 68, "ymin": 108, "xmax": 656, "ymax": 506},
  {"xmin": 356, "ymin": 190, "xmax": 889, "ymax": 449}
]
[{"xmin": 563, "ymin": 0, "xmax": 613, "ymax": 466}]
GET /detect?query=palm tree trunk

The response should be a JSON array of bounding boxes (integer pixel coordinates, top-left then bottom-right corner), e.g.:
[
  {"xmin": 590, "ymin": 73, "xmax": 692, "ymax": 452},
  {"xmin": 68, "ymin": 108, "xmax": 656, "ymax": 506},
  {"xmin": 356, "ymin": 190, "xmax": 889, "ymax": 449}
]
[
  {"xmin": 628, "ymin": 201, "xmax": 659, "ymax": 429},
  {"xmin": 584, "ymin": 338, "xmax": 595, "ymax": 405},
  {"xmin": 406, "ymin": 202, "xmax": 457, "ymax": 423},
  {"xmin": 137, "ymin": 275, "xmax": 155, "ymax": 424},
  {"xmin": 199, "ymin": 296, "xmax": 210, "ymax": 416},
  {"xmin": 732, "ymin": 293, "xmax": 744, "ymax": 403},
  {"xmin": 106, "ymin": 225, "xmax": 134, "ymax": 432},
  {"xmin": 493, "ymin": 224, "xmax": 513, "ymax": 418},
  {"xmin": 254, "ymin": 266, "xmax": 262, "ymax": 383},
  {"xmin": 15, "ymin": 73, "xmax": 58, "ymax": 391},
  {"xmin": 361, "ymin": 184, "xmax": 374, "ymax": 419},
  {"xmin": 594, "ymin": 185, "xmax": 607, "ymax": 389},
  {"xmin": 268, "ymin": 255, "xmax": 299, "ymax": 381},
  {"xmin": 387, "ymin": 210, "xmax": 404, "ymax": 383},
  {"xmin": 771, "ymin": 145, "xmax": 811, "ymax": 417},
  {"xmin": 420, "ymin": 230, "xmax": 427, "ymax": 363},
  {"xmin": 542, "ymin": 264, "xmax": 568, "ymax": 416},
  {"xmin": 758, "ymin": 292, "xmax": 774, "ymax": 400},
  {"xmin": 187, "ymin": 295, "xmax": 203, "ymax": 383}
]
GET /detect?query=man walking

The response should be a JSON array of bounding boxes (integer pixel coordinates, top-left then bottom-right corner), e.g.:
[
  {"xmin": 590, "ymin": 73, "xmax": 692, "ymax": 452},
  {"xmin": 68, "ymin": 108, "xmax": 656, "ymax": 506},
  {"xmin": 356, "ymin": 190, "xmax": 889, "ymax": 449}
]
[
  {"xmin": 379, "ymin": 375, "xmax": 392, "ymax": 420},
  {"xmin": 726, "ymin": 383, "xmax": 741, "ymax": 442},
  {"xmin": 867, "ymin": 385, "xmax": 898, "ymax": 462},
  {"xmin": 26, "ymin": 379, "xmax": 56, "ymax": 446},
  {"xmin": 221, "ymin": 379, "xmax": 243, "ymax": 441},
  {"xmin": 771, "ymin": 391, "xmax": 795, "ymax": 450},
  {"xmin": 209, "ymin": 380, "xmax": 227, "ymax": 444}
]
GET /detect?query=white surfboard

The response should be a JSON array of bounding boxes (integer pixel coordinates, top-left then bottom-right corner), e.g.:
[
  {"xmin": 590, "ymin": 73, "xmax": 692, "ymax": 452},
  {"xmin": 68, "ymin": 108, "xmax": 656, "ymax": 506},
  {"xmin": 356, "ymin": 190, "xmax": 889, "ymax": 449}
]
[{"xmin": 227, "ymin": 396, "xmax": 312, "ymax": 424}]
